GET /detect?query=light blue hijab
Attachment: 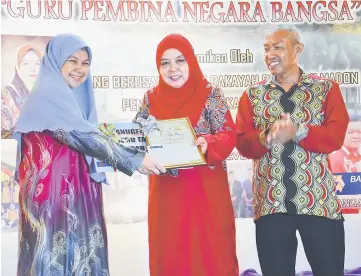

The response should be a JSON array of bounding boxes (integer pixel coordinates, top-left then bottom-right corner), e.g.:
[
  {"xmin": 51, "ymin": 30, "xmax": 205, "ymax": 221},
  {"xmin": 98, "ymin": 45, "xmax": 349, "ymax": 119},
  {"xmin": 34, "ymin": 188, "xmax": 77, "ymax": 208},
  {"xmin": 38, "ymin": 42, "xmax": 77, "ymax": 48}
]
[{"xmin": 14, "ymin": 34, "xmax": 105, "ymax": 183}]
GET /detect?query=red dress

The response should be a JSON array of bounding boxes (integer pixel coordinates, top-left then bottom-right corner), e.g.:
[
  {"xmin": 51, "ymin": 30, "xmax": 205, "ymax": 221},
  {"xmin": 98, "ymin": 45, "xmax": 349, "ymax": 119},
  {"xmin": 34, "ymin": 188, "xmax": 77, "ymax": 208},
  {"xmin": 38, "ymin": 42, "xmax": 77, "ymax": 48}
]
[{"xmin": 136, "ymin": 87, "xmax": 239, "ymax": 276}]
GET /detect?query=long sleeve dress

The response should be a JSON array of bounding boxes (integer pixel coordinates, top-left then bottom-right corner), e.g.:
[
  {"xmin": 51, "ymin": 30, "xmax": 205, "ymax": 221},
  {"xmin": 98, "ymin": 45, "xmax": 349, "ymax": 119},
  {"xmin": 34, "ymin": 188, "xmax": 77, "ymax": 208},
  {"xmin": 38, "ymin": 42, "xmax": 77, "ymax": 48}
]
[
  {"xmin": 135, "ymin": 86, "xmax": 239, "ymax": 276},
  {"xmin": 17, "ymin": 130, "xmax": 144, "ymax": 276}
]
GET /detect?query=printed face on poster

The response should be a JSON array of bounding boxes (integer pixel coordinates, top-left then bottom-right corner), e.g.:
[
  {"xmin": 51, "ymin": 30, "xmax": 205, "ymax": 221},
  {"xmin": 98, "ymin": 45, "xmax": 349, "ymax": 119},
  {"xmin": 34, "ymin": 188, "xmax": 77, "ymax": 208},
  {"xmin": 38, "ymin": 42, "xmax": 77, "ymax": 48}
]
[
  {"xmin": 1, "ymin": 0, "xmax": 361, "ymax": 229},
  {"xmin": 329, "ymin": 119, "xmax": 361, "ymax": 214},
  {"xmin": 1, "ymin": 35, "xmax": 52, "ymax": 139}
]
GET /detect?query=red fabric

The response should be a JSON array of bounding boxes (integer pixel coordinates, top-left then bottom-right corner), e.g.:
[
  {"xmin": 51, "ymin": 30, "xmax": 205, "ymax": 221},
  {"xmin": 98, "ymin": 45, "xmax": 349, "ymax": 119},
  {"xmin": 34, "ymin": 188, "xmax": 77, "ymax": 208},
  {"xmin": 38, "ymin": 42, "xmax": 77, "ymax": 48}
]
[
  {"xmin": 341, "ymin": 208, "xmax": 360, "ymax": 214},
  {"xmin": 202, "ymin": 111, "xmax": 237, "ymax": 164},
  {"xmin": 329, "ymin": 147, "xmax": 361, "ymax": 173},
  {"xmin": 149, "ymin": 34, "xmax": 211, "ymax": 126},
  {"xmin": 235, "ymin": 91, "xmax": 269, "ymax": 159},
  {"xmin": 148, "ymin": 166, "xmax": 239, "ymax": 276},
  {"xmin": 299, "ymin": 82, "xmax": 349, "ymax": 153},
  {"xmin": 147, "ymin": 34, "xmax": 239, "ymax": 276}
]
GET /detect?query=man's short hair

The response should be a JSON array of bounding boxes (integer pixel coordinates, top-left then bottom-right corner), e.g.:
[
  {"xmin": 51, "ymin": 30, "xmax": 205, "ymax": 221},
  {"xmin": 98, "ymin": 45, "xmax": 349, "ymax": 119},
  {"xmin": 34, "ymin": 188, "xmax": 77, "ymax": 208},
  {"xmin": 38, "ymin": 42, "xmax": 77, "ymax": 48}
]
[{"xmin": 266, "ymin": 25, "xmax": 302, "ymax": 44}]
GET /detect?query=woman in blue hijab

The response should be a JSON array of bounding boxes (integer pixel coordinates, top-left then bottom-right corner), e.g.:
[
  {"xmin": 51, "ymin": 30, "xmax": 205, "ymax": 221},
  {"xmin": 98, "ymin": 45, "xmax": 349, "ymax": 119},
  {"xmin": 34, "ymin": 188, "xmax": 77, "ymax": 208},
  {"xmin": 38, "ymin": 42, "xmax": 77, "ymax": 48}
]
[{"xmin": 14, "ymin": 34, "xmax": 164, "ymax": 275}]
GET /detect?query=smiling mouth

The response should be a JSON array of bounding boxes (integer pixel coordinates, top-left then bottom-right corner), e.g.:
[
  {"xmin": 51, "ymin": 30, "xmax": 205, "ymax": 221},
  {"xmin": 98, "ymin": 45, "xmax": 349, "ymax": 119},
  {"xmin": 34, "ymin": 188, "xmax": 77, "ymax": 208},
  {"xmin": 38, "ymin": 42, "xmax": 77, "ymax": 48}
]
[
  {"xmin": 169, "ymin": 75, "xmax": 181, "ymax": 81},
  {"xmin": 70, "ymin": 74, "xmax": 83, "ymax": 81},
  {"xmin": 269, "ymin": 61, "xmax": 280, "ymax": 67}
]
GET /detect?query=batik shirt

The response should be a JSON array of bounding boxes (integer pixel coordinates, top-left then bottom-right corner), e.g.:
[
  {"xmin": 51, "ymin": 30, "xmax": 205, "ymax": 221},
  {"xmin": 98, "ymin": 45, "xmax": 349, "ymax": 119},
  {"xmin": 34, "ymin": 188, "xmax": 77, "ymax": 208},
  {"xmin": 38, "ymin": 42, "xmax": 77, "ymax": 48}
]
[{"xmin": 236, "ymin": 71, "xmax": 349, "ymax": 221}]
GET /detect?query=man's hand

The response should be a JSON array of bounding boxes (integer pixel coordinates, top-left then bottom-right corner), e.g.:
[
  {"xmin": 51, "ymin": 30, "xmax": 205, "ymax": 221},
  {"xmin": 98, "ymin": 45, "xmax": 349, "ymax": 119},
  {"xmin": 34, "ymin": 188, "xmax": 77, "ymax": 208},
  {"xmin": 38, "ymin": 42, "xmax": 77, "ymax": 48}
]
[{"xmin": 267, "ymin": 113, "xmax": 297, "ymax": 145}]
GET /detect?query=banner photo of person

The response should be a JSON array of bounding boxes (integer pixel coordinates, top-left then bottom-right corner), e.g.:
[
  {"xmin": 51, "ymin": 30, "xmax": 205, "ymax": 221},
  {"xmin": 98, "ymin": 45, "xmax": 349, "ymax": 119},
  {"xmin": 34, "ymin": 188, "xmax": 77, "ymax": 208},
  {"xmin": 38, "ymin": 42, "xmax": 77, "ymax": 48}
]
[
  {"xmin": 1, "ymin": 0, "xmax": 361, "ymax": 275},
  {"xmin": 330, "ymin": 116, "xmax": 361, "ymax": 214},
  {"xmin": 1, "ymin": 35, "xmax": 52, "ymax": 138},
  {"xmin": 1, "ymin": 139, "xmax": 18, "ymax": 230}
]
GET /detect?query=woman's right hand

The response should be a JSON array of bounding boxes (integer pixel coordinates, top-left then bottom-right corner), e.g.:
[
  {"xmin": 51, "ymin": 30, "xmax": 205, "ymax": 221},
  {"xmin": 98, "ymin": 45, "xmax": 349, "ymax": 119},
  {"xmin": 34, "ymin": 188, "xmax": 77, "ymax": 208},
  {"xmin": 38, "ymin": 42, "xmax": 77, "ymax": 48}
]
[{"xmin": 137, "ymin": 153, "xmax": 166, "ymax": 175}]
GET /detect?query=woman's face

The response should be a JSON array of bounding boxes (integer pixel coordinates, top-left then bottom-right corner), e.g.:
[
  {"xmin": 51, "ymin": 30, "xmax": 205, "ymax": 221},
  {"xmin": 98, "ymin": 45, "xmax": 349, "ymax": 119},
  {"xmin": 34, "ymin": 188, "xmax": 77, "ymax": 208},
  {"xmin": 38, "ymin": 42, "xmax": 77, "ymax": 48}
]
[
  {"xmin": 159, "ymin": 48, "xmax": 189, "ymax": 88},
  {"xmin": 61, "ymin": 49, "xmax": 90, "ymax": 88},
  {"xmin": 19, "ymin": 49, "xmax": 41, "ymax": 87}
]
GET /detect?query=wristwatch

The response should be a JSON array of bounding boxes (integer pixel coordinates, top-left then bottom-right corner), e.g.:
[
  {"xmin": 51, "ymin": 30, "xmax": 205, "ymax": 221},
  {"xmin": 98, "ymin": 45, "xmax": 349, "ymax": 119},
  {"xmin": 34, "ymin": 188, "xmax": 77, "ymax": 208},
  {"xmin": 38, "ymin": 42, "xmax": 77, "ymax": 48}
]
[{"xmin": 259, "ymin": 127, "xmax": 271, "ymax": 148}]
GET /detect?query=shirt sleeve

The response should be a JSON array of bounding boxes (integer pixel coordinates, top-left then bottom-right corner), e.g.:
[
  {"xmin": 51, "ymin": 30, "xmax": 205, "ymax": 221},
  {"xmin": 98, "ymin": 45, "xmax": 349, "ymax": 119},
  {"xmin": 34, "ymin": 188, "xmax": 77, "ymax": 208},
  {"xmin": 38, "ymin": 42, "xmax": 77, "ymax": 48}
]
[
  {"xmin": 297, "ymin": 82, "xmax": 350, "ymax": 154},
  {"xmin": 52, "ymin": 130, "xmax": 145, "ymax": 177},
  {"xmin": 235, "ymin": 91, "xmax": 269, "ymax": 159}
]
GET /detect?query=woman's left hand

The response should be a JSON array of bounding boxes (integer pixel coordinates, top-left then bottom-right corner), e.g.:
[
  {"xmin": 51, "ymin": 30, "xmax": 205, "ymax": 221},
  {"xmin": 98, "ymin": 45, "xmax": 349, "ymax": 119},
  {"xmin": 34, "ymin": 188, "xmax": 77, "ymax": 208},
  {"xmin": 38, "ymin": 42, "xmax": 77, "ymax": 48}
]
[{"xmin": 195, "ymin": 136, "xmax": 208, "ymax": 154}]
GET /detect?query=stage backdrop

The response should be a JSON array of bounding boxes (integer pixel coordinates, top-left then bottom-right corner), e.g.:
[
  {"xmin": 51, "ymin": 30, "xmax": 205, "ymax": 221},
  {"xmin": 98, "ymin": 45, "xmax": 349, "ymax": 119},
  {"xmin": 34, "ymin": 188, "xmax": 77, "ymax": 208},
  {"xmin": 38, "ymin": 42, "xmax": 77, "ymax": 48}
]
[{"xmin": 1, "ymin": 0, "xmax": 361, "ymax": 275}]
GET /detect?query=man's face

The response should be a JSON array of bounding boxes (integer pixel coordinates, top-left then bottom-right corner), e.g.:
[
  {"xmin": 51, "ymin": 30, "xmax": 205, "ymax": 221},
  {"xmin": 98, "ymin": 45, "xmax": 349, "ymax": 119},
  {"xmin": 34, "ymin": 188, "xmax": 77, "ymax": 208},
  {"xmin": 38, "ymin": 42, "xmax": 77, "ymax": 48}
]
[
  {"xmin": 264, "ymin": 30, "xmax": 302, "ymax": 77},
  {"xmin": 344, "ymin": 122, "xmax": 361, "ymax": 150}
]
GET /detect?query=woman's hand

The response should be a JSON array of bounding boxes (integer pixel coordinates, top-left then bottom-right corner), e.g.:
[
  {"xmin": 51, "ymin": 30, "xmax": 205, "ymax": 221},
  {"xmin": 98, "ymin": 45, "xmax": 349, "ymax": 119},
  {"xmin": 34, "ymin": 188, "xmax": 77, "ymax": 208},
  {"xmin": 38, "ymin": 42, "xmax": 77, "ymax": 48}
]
[
  {"xmin": 137, "ymin": 153, "xmax": 166, "ymax": 175},
  {"xmin": 195, "ymin": 136, "xmax": 208, "ymax": 154}
]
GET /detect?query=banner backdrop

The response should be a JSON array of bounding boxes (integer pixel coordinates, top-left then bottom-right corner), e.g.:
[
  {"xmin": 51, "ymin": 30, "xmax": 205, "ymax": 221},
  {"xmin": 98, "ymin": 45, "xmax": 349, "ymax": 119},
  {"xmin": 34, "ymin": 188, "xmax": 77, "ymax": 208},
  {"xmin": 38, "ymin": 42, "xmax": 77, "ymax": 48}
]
[{"xmin": 1, "ymin": 0, "xmax": 361, "ymax": 275}]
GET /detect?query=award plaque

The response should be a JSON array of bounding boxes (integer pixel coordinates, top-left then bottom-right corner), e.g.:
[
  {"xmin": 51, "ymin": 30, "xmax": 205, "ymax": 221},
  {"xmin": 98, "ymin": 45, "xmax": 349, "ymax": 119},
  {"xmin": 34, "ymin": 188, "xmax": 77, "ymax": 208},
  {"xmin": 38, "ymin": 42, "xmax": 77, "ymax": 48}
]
[{"xmin": 145, "ymin": 117, "xmax": 206, "ymax": 169}]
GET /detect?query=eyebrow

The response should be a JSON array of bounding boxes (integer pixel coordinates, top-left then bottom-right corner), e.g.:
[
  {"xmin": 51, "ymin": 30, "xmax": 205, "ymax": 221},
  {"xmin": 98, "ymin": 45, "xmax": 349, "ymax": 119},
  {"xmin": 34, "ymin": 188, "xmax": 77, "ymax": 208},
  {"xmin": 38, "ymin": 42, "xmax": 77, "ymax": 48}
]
[
  {"xmin": 68, "ymin": 56, "xmax": 89, "ymax": 62},
  {"xmin": 263, "ymin": 42, "xmax": 283, "ymax": 47},
  {"xmin": 161, "ymin": 55, "xmax": 185, "ymax": 61}
]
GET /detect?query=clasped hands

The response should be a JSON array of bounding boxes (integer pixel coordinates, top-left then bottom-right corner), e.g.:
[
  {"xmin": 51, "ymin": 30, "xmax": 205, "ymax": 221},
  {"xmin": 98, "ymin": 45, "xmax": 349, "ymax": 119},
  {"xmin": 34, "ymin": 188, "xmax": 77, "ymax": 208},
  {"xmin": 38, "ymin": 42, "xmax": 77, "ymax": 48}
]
[
  {"xmin": 265, "ymin": 113, "xmax": 298, "ymax": 146},
  {"xmin": 137, "ymin": 136, "xmax": 208, "ymax": 175}
]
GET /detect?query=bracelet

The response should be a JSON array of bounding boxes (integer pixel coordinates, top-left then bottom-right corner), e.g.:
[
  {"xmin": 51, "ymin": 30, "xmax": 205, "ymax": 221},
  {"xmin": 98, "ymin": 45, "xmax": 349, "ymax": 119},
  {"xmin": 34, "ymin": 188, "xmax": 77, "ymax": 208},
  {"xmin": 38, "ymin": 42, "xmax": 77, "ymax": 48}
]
[{"xmin": 294, "ymin": 123, "xmax": 309, "ymax": 143}]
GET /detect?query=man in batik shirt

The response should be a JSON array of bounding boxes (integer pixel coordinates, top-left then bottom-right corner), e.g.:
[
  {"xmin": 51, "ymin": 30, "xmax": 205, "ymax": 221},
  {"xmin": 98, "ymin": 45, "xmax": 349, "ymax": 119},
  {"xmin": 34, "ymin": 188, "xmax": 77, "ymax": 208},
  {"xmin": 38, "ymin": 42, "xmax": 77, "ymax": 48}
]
[{"xmin": 236, "ymin": 25, "xmax": 349, "ymax": 276}]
